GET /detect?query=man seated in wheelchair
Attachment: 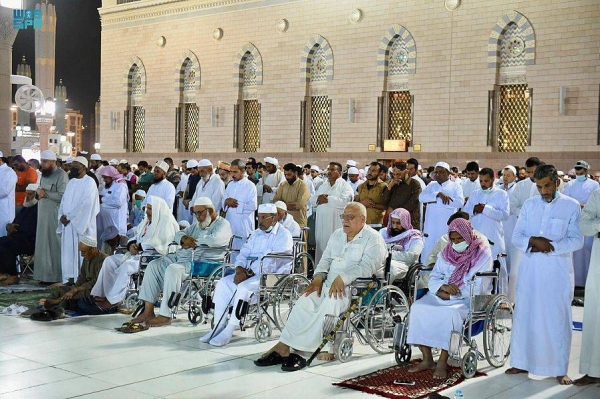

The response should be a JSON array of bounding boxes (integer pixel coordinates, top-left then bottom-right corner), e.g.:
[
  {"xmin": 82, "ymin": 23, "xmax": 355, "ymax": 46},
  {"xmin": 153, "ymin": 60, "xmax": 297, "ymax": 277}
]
[
  {"xmin": 255, "ymin": 202, "xmax": 386, "ymax": 371},
  {"xmin": 200, "ymin": 203, "xmax": 293, "ymax": 346},
  {"xmin": 380, "ymin": 208, "xmax": 423, "ymax": 282},
  {"xmin": 88, "ymin": 196, "xmax": 180, "ymax": 312},
  {"xmin": 128, "ymin": 196, "xmax": 232, "ymax": 327},
  {"xmin": 275, "ymin": 201, "xmax": 301, "ymax": 237},
  {"xmin": 407, "ymin": 218, "xmax": 492, "ymax": 379}
]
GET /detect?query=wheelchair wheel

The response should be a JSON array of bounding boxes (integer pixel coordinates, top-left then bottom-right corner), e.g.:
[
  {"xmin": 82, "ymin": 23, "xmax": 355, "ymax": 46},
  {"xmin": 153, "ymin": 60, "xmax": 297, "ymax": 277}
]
[
  {"xmin": 124, "ymin": 292, "xmax": 141, "ymax": 311},
  {"xmin": 483, "ymin": 295, "xmax": 513, "ymax": 368},
  {"xmin": 337, "ymin": 337, "xmax": 353, "ymax": 363},
  {"xmin": 395, "ymin": 343, "xmax": 412, "ymax": 365},
  {"xmin": 273, "ymin": 274, "xmax": 310, "ymax": 330},
  {"xmin": 187, "ymin": 282, "xmax": 204, "ymax": 325},
  {"xmin": 255, "ymin": 319, "xmax": 272, "ymax": 343},
  {"xmin": 365, "ymin": 285, "xmax": 410, "ymax": 354},
  {"xmin": 293, "ymin": 252, "xmax": 314, "ymax": 275},
  {"xmin": 461, "ymin": 350, "xmax": 478, "ymax": 378},
  {"xmin": 203, "ymin": 266, "xmax": 226, "ymax": 305}
]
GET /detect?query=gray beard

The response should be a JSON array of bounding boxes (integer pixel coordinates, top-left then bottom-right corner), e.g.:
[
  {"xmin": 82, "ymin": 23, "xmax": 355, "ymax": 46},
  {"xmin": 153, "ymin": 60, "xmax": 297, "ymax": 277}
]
[
  {"xmin": 202, "ymin": 174, "xmax": 210, "ymax": 182},
  {"xmin": 23, "ymin": 199, "xmax": 38, "ymax": 208},
  {"xmin": 199, "ymin": 214, "xmax": 212, "ymax": 229}
]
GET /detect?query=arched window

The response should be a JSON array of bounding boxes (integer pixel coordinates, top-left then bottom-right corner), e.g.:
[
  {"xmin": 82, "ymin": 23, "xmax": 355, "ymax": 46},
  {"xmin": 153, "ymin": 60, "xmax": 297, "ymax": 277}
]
[
  {"xmin": 234, "ymin": 43, "xmax": 262, "ymax": 152},
  {"xmin": 175, "ymin": 52, "xmax": 201, "ymax": 153},
  {"xmin": 124, "ymin": 57, "xmax": 146, "ymax": 152}
]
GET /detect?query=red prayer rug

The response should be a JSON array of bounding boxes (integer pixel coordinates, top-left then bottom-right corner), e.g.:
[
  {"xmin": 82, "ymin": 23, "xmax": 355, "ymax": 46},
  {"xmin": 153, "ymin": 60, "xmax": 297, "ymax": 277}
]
[{"xmin": 333, "ymin": 361, "xmax": 486, "ymax": 399}]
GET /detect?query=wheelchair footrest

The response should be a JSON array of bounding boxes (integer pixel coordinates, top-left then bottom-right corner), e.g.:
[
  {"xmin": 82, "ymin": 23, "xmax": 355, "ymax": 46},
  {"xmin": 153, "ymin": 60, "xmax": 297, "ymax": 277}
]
[{"xmin": 448, "ymin": 330, "xmax": 462, "ymax": 360}]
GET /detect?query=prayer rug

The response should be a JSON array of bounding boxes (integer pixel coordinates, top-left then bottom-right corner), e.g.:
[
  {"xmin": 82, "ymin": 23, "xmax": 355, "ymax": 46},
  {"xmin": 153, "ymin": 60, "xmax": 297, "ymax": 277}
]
[
  {"xmin": 0, "ymin": 283, "xmax": 46, "ymax": 294},
  {"xmin": 333, "ymin": 361, "xmax": 486, "ymax": 399}
]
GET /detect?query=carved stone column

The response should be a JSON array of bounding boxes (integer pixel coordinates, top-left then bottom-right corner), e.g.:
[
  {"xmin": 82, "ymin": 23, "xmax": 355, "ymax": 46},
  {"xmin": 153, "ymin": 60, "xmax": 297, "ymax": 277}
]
[{"xmin": 0, "ymin": 7, "xmax": 19, "ymax": 154}]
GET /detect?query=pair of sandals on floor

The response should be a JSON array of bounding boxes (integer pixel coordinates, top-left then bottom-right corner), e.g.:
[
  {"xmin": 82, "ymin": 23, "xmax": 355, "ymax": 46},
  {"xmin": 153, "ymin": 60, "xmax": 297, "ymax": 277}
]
[
  {"xmin": 254, "ymin": 351, "xmax": 334, "ymax": 372},
  {"xmin": 29, "ymin": 307, "xmax": 66, "ymax": 322}
]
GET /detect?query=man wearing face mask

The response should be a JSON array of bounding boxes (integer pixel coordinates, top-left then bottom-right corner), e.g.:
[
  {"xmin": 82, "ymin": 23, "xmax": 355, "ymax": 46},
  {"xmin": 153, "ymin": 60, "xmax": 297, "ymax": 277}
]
[
  {"xmin": 464, "ymin": 167, "xmax": 510, "ymax": 294},
  {"xmin": 507, "ymin": 164, "xmax": 583, "ymax": 385},
  {"xmin": 143, "ymin": 161, "xmax": 176, "ymax": 212},
  {"xmin": 200, "ymin": 203, "xmax": 292, "ymax": 346},
  {"xmin": 274, "ymin": 201, "xmax": 301, "ymax": 237},
  {"xmin": 128, "ymin": 189, "xmax": 146, "ymax": 234},
  {"xmin": 562, "ymin": 160, "xmax": 598, "ymax": 287},
  {"xmin": 58, "ymin": 156, "xmax": 100, "ymax": 284},
  {"xmin": 190, "ymin": 159, "xmax": 225, "ymax": 215}
]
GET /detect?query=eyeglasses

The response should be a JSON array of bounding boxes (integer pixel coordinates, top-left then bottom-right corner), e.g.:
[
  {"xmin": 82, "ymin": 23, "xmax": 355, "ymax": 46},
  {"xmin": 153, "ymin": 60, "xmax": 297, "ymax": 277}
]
[
  {"xmin": 194, "ymin": 209, "xmax": 208, "ymax": 217},
  {"xmin": 339, "ymin": 214, "xmax": 357, "ymax": 221}
]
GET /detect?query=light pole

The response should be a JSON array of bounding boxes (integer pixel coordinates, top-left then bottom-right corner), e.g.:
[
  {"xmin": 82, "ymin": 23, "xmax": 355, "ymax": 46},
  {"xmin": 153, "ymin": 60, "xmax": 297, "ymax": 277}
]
[{"xmin": 35, "ymin": 98, "xmax": 55, "ymax": 152}]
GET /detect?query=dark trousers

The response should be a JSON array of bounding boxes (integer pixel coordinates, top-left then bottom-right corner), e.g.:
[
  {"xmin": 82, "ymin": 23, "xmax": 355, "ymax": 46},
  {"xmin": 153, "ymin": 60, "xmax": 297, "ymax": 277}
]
[{"xmin": 0, "ymin": 235, "xmax": 35, "ymax": 276}]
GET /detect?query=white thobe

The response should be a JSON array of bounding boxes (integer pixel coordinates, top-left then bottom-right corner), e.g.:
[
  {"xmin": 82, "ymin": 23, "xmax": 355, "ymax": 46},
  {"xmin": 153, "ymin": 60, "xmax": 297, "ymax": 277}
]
[
  {"xmin": 419, "ymin": 179, "xmax": 464, "ymax": 263},
  {"xmin": 461, "ymin": 177, "xmax": 480, "ymax": 202},
  {"xmin": 191, "ymin": 173, "xmax": 226, "ymax": 215},
  {"xmin": 57, "ymin": 175, "xmax": 100, "ymax": 282},
  {"xmin": 412, "ymin": 176, "xmax": 426, "ymax": 229},
  {"xmin": 510, "ymin": 193, "xmax": 583, "ymax": 376},
  {"xmin": 280, "ymin": 225, "xmax": 387, "ymax": 351},
  {"xmin": 463, "ymin": 187, "xmax": 509, "ymax": 294},
  {"xmin": 257, "ymin": 170, "xmax": 285, "ymax": 205},
  {"xmin": 314, "ymin": 177, "xmax": 355, "ymax": 263},
  {"xmin": 0, "ymin": 164, "xmax": 17, "ymax": 237},
  {"xmin": 280, "ymin": 214, "xmax": 301, "ymax": 238},
  {"xmin": 578, "ymin": 188, "xmax": 600, "ymax": 377},
  {"xmin": 304, "ymin": 178, "xmax": 315, "ymax": 218},
  {"xmin": 312, "ymin": 176, "xmax": 324, "ymax": 191},
  {"xmin": 94, "ymin": 166, "xmax": 105, "ymax": 194},
  {"xmin": 98, "ymin": 181, "xmax": 128, "ymax": 236},
  {"xmin": 349, "ymin": 179, "xmax": 365, "ymax": 195},
  {"xmin": 143, "ymin": 179, "xmax": 176, "ymax": 212},
  {"xmin": 380, "ymin": 229, "xmax": 424, "ymax": 282},
  {"xmin": 176, "ymin": 172, "xmax": 190, "ymax": 222},
  {"xmin": 563, "ymin": 177, "xmax": 598, "ymax": 286},
  {"xmin": 213, "ymin": 224, "xmax": 293, "ymax": 328},
  {"xmin": 498, "ymin": 182, "xmax": 517, "ymax": 282},
  {"xmin": 407, "ymin": 249, "xmax": 492, "ymax": 350},
  {"xmin": 222, "ymin": 176, "xmax": 257, "ymax": 249}
]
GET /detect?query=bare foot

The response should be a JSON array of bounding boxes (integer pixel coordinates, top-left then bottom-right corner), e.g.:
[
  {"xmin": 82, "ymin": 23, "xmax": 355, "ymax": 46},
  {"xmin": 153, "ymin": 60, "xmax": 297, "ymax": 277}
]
[
  {"xmin": 557, "ymin": 375, "xmax": 573, "ymax": 385},
  {"xmin": 147, "ymin": 315, "xmax": 172, "ymax": 327},
  {"xmin": 505, "ymin": 367, "xmax": 528, "ymax": 375},
  {"xmin": 0, "ymin": 276, "xmax": 19, "ymax": 286},
  {"xmin": 433, "ymin": 363, "xmax": 448, "ymax": 379},
  {"xmin": 316, "ymin": 352, "xmax": 335, "ymax": 361},
  {"xmin": 408, "ymin": 360, "xmax": 436, "ymax": 373},
  {"xmin": 573, "ymin": 375, "xmax": 600, "ymax": 386},
  {"xmin": 0, "ymin": 274, "xmax": 9, "ymax": 281},
  {"xmin": 131, "ymin": 310, "xmax": 155, "ymax": 324},
  {"xmin": 261, "ymin": 342, "xmax": 291, "ymax": 358},
  {"xmin": 94, "ymin": 298, "xmax": 115, "ymax": 309},
  {"xmin": 43, "ymin": 298, "xmax": 62, "ymax": 309}
]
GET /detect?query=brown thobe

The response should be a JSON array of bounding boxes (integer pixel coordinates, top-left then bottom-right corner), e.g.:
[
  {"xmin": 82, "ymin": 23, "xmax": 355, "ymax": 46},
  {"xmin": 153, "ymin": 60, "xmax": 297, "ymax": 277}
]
[
  {"xmin": 273, "ymin": 178, "xmax": 311, "ymax": 227},
  {"xmin": 382, "ymin": 177, "xmax": 422, "ymax": 229},
  {"xmin": 47, "ymin": 252, "xmax": 108, "ymax": 305},
  {"xmin": 356, "ymin": 180, "xmax": 388, "ymax": 225}
]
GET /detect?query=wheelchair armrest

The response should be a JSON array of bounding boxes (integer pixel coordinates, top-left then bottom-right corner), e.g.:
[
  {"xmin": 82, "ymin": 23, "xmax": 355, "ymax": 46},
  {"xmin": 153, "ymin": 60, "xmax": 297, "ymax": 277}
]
[
  {"xmin": 475, "ymin": 271, "xmax": 498, "ymax": 278},
  {"xmin": 259, "ymin": 252, "xmax": 294, "ymax": 275},
  {"xmin": 419, "ymin": 264, "xmax": 434, "ymax": 271}
]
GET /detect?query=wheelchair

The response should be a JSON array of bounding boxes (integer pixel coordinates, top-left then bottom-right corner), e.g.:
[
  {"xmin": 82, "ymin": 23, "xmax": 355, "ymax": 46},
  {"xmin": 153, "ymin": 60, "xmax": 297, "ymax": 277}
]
[
  {"xmin": 122, "ymin": 250, "xmax": 162, "ymax": 311},
  {"xmin": 393, "ymin": 255, "xmax": 514, "ymax": 378}
]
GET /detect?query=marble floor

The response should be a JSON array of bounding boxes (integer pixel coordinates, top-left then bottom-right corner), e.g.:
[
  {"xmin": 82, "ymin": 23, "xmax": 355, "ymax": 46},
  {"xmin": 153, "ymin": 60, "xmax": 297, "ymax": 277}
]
[{"xmin": 0, "ymin": 306, "xmax": 597, "ymax": 399}]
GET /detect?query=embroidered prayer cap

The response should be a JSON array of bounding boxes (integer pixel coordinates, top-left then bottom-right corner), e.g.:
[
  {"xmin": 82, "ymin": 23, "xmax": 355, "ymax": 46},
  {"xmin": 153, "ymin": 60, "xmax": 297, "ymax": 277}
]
[
  {"xmin": 435, "ymin": 161, "xmax": 450, "ymax": 172},
  {"xmin": 100, "ymin": 226, "xmax": 119, "ymax": 242},
  {"xmin": 274, "ymin": 201, "xmax": 287, "ymax": 211},
  {"xmin": 73, "ymin": 156, "xmax": 88, "ymax": 168},
  {"xmin": 155, "ymin": 160, "xmax": 169, "ymax": 173},
  {"xmin": 80, "ymin": 235, "xmax": 97, "ymax": 248},
  {"xmin": 90, "ymin": 154, "xmax": 102, "ymax": 161},
  {"xmin": 134, "ymin": 189, "xmax": 146, "ymax": 198},
  {"xmin": 258, "ymin": 203, "xmax": 277, "ymax": 214},
  {"xmin": 346, "ymin": 160, "xmax": 357, "ymax": 167},
  {"xmin": 109, "ymin": 159, "xmax": 119, "ymax": 166},
  {"xmin": 26, "ymin": 183, "xmax": 39, "ymax": 191},
  {"xmin": 198, "ymin": 159, "xmax": 212, "ymax": 167},
  {"xmin": 348, "ymin": 167, "xmax": 359, "ymax": 175},
  {"xmin": 100, "ymin": 166, "xmax": 121, "ymax": 180},
  {"xmin": 264, "ymin": 157, "xmax": 278, "ymax": 166},
  {"xmin": 178, "ymin": 220, "xmax": 190, "ymax": 229},
  {"xmin": 503, "ymin": 165, "xmax": 517, "ymax": 176},
  {"xmin": 186, "ymin": 159, "xmax": 199, "ymax": 168},
  {"xmin": 193, "ymin": 196, "xmax": 214, "ymax": 209},
  {"xmin": 310, "ymin": 165, "xmax": 320, "ymax": 172},
  {"xmin": 574, "ymin": 160, "xmax": 590, "ymax": 170},
  {"xmin": 218, "ymin": 161, "xmax": 231, "ymax": 171},
  {"xmin": 40, "ymin": 150, "xmax": 57, "ymax": 160}
]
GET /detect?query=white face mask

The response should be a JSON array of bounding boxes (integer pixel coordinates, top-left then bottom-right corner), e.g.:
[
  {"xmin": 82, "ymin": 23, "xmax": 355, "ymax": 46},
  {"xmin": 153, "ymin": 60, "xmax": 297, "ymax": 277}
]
[
  {"xmin": 481, "ymin": 187, "xmax": 493, "ymax": 194},
  {"xmin": 452, "ymin": 241, "xmax": 469, "ymax": 253}
]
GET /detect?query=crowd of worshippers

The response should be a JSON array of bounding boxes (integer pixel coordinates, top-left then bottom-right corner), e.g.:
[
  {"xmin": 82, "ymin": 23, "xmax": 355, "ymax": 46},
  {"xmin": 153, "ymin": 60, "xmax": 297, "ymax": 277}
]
[{"xmin": 0, "ymin": 149, "xmax": 598, "ymax": 386}]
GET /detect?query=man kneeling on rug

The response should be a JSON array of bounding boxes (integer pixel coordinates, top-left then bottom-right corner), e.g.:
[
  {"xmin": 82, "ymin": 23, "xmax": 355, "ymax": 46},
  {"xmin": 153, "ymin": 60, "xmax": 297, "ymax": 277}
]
[
  {"xmin": 406, "ymin": 218, "xmax": 492, "ymax": 379},
  {"xmin": 255, "ymin": 202, "xmax": 386, "ymax": 371}
]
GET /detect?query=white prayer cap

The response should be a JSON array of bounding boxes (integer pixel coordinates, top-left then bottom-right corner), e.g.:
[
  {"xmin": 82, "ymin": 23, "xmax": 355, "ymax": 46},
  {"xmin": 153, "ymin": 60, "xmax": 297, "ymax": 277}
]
[
  {"xmin": 557, "ymin": 170, "xmax": 565, "ymax": 177},
  {"xmin": 90, "ymin": 154, "xmax": 102, "ymax": 161},
  {"xmin": 119, "ymin": 159, "xmax": 128, "ymax": 165},
  {"xmin": 348, "ymin": 167, "xmax": 359, "ymax": 175},
  {"xmin": 65, "ymin": 157, "xmax": 74, "ymax": 164},
  {"xmin": 198, "ymin": 159, "xmax": 212, "ymax": 167},
  {"xmin": 109, "ymin": 159, "xmax": 119, "ymax": 166},
  {"xmin": 131, "ymin": 164, "xmax": 137, "ymax": 170},
  {"xmin": 80, "ymin": 235, "xmax": 97, "ymax": 248},
  {"xmin": 574, "ymin": 160, "xmax": 590, "ymax": 170},
  {"xmin": 178, "ymin": 220, "xmax": 190, "ymax": 229},
  {"xmin": 155, "ymin": 160, "xmax": 169, "ymax": 173},
  {"xmin": 134, "ymin": 189, "xmax": 146, "ymax": 198},
  {"xmin": 264, "ymin": 157, "xmax": 278, "ymax": 166},
  {"xmin": 346, "ymin": 160, "xmax": 357, "ymax": 167},
  {"xmin": 435, "ymin": 161, "xmax": 450, "ymax": 172},
  {"xmin": 258, "ymin": 203, "xmax": 277, "ymax": 214},
  {"xmin": 310, "ymin": 165, "xmax": 320, "ymax": 172},
  {"xmin": 503, "ymin": 165, "xmax": 517, "ymax": 176},
  {"xmin": 26, "ymin": 183, "xmax": 39, "ymax": 191},
  {"xmin": 0, "ymin": 151, "xmax": 3, "ymax": 157},
  {"xmin": 193, "ymin": 196, "xmax": 214, "ymax": 209},
  {"xmin": 80, "ymin": 151, "xmax": 88, "ymax": 155},
  {"xmin": 186, "ymin": 159, "xmax": 199, "ymax": 168},
  {"xmin": 418, "ymin": 164, "xmax": 423, "ymax": 171},
  {"xmin": 274, "ymin": 201, "xmax": 287, "ymax": 211},
  {"xmin": 73, "ymin": 156, "xmax": 88, "ymax": 168},
  {"xmin": 100, "ymin": 226, "xmax": 118, "ymax": 242},
  {"xmin": 40, "ymin": 150, "xmax": 57, "ymax": 160}
]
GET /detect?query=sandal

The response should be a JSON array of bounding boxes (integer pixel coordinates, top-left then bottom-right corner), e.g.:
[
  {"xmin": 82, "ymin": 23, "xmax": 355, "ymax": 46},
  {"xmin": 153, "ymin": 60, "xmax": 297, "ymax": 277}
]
[
  {"xmin": 116, "ymin": 322, "xmax": 149, "ymax": 333},
  {"xmin": 254, "ymin": 351, "xmax": 285, "ymax": 367},
  {"xmin": 281, "ymin": 353, "xmax": 307, "ymax": 372}
]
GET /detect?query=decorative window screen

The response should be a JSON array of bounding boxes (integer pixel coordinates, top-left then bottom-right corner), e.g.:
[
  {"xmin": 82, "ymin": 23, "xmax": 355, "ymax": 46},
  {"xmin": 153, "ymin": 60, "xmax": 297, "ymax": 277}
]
[
  {"xmin": 131, "ymin": 65, "xmax": 142, "ymax": 97},
  {"xmin": 497, "ymin": 84, "xmax": 531, "ymax": 152},
  {"xmin": 183, "ymin": 59, "xmax": 196, "ymax": 92},
  {"xmin": 500, "ymin": 23, "xmax": 526, "ymax": 69},
  {"xmin": 310, "ymin": 47, "xmax": 328, "ymax": 83},
  {"xmin": 388, "ymin": 91, "xmax": 412, "ymax": 142},
  {"xmin": 309, "ymin": 96, "xmax": 331, "ymax": 153},
  {"xmin": 183, "ymin": 103, "xmax": 199, "ymax": 152},
  {"xmin": 132, "ymin": 106, "xmax": 145, "ymax": 152},
  {"xmin": 243, "ymin": 100, "xmax": 260, "ymax": 152}
]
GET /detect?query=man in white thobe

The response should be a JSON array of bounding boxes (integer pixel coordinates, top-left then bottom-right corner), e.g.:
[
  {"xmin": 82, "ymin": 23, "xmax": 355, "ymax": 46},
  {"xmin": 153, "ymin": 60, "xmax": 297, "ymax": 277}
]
[
  {"xmin": 143, "ymin": 161, "xmax": 176, "ymax": 212},
  {"xmin": 507, "ymin": 165, "xmax": 583, "ymax": 385},
  {"xmin": 58, "ymin": 156, "xmax": 100, "ymax": 284},
  {"xmin": 97, "ymin": 166, "xmax": 128, "ymax": 241},
  {"xmin": 498, "ymin": 165, "xmax": 518, "ymax": 288},
  {"xmin": 222, "ymin": 159, "xmax": 257, "ymax": 249},
  {"xmin": 314, "ymin": 162, "xmax": 355, "ymax": 264},
  {"xmin": 563, "ymin": 160, "xmax": 598, "ymax": 287},
  {"xmin": 200, "ymin": 203, "xmax": 292, "ymax": 346},
  {"xmin": 91, "ymin": 196, "xmax": 179, "ymax": 308},
  {"xmin": 575, "ymin": 188, "xmax": 600, "ymax": 386},
  {"xmin": 275, "ymin": 201, "xmax": 301, "ymax": 237},
  {"xmin": 463, "ymin": 167, "xmax": 509, "ymax": 294},
  {"xmin": 347, "ymin": 167, "xmax": 365, "ymax": 194},
  {"xmin": 90, "ymin": 154, "xmax": 105, "ymax": 194},
  {"xmin": 176, "ymin": 160, "xmax": 193, "ymax": 222},
  {"xmin": 461, "ymin": 161, "xmax": 480, "ymax": 203},
  {"xmin": 0, "ymin": 152, "xmax": 17, "ymax": 237},
  {"xmin": 190, "ymin": 159, "xmax": 226, "ymax": 215},
  {"xmin": 256, "ymin": 157, "xmax": 285, "ymax": 205},
  {"xmin": 298, "ymin": 168, "xmax": 315, "ymax": 219},
  {"xmin": 419, "ymin": 161, "xmax": 464, "ymax": 263},
  {"xmin": 255, "ymin": 202, "xmax": 386, "ymax": 370},
  {"xmin": 310, "ymin": 166, "xmax": 324, "ymax": 191}
]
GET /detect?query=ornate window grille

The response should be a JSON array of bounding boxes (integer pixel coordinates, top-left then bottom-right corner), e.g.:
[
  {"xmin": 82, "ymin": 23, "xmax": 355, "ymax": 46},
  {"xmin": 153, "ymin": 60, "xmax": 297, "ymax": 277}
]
[
  {"xmin": 132, "ymin": 106, "xmax": 145, "ymax": 152},
  {"xmin": 243, "ymin": 100, "xmax": 260, "ymax": 152},
  {"xmin": 309, "ymin": 96, "xmax": 331, "ymax": 153},
  {"xmin": 388, "ymin": 91, "xmax": 412, "ymax": 143},
  {"xmin": 497, "ymin": 84, "xmax": 531, "ymax": 152}
]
